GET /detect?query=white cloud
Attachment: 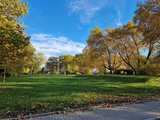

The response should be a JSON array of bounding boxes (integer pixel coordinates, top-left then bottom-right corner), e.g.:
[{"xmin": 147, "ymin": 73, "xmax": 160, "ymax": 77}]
[
  {"xmin": 115, "ymin": 10, "xmax": 123, "ymax": 27},
  {"xmin": 31, "ymin": 33, "xmax": 86, "ymax": 58},
  {"xmin": 69, "ymin": 0, "xmax": 108, "ymax": 23}
]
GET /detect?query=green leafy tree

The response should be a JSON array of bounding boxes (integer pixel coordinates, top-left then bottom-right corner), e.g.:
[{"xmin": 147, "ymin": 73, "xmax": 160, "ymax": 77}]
[{"xmin": 0, "ymin": 0, "xmax": 29, "ymax": 81}]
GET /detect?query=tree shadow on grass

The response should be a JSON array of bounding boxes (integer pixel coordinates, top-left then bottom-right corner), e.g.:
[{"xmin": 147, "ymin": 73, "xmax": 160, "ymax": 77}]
[
  {"xmin": 74, "ymin": 75, "xmax": 151, "ymax": 83},
  {"xmin": 0, "ymin": 75, "xmax": 160, "ymax": 118},
  {"xmin": 0, "ymin": 75, "xmax": 158, "ymax": 98},
  {"xmin": 5, "ymin": 77, "xmax": 160, "ymax": 99}
]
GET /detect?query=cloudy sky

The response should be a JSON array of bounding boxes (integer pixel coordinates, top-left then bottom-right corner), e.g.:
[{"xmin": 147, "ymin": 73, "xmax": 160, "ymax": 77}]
[{"xmin": 23, "ymin": 0, "xmax": 143, "ymax": 58}]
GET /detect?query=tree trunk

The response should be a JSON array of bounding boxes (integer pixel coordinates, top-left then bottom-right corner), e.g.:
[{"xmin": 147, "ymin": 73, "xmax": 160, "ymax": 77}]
[
  {"xmin": 106, "ymin": 47, "xmax": 113, "ymax": 74},
  {"xmin": 57, "ymin": 60, "xmax": 60, "ymax": 74},
  {"xmin": 145, "ymin": 43, "xmax": 153, "ymax": 65},
  {"xmin": 3, "ymin": 66, "xmax": 6, "ymax": 83},
  {"xmin": 132, "ymin": 68, "xmax": 137, "ymax": 75},
  {"xmin": 118, "ymin": 53, "xmax": 137, "ymax": 75},
  {"xmin": 64, "ymin": 63, "xmax": 67, "ymax": 75}
]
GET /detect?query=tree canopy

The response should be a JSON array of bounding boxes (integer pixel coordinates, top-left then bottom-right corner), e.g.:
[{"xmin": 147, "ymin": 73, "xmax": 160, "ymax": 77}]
[{"xmin": 0, "ymin": 0, "xmax": 45, "ymax": 80}]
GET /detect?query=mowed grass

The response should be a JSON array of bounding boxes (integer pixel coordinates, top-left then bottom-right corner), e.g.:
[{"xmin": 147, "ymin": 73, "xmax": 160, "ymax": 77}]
[{"xmin": 0, "ymin": 75, "xmax": 160, "ymax": 118}]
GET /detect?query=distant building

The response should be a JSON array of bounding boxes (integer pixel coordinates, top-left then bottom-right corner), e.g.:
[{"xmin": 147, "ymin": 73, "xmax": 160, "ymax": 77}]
[{"xmin": 44, "ymin": 57, "xmax": 66, "ymax": 74}]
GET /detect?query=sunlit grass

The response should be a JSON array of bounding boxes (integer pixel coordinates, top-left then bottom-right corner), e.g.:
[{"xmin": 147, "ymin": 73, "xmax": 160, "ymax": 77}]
[{"xmin": 0, "ymin": 75, "xmax": 160, "ymax": 118}]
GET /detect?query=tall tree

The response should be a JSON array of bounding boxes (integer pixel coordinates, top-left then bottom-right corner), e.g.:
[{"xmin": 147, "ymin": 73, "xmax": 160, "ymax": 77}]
[
  {"xmin": 87, "ymin": 27, "xmax": 122, "ymax": 74},
  {"xmin": 0, "ymin": 0, "xmax": 29, "ymax": 81},
  {"xmin": 134, "ymin": 0, "xmax": 160, "ymax": 64},
  {"xmin": 109, "ymin": 22, "xmax": 145, "ymax": 74}
]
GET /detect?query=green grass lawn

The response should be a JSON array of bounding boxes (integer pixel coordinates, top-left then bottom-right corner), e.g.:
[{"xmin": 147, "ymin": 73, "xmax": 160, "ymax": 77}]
[{"xmin": 0, "ymin": 75, "xmax": 160, "ymax": 118}]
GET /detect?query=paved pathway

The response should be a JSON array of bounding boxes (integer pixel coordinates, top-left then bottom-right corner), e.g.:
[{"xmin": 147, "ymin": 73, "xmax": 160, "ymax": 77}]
[{"xmin": 31, "ymin": 101, "xmax": 160, "ymax": 120}]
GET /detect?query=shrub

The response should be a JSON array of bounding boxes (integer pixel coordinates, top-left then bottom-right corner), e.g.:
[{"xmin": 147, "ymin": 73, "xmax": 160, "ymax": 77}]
[{"xmin": 139, "ymin": 64, "xmax": 160, "ymax": 76}]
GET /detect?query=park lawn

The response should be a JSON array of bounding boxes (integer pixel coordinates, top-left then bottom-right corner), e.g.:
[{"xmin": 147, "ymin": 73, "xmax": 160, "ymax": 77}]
[{"xmin": 0, "ymin": 75, "xmax": 160, "ymax": 118}]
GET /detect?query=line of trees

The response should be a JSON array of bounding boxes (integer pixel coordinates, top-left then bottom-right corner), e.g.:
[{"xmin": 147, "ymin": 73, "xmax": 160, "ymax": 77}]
[
  {"xmin": 2, "ymin": 0, "xmax": 159, "ymax": 78},
  {"xmin": 84, "ymin": 0, "xmax": 160, "ymax": 75},
  {"xmin": 46, "ymin": 0, "xmax": 159, "ymax": 75}
]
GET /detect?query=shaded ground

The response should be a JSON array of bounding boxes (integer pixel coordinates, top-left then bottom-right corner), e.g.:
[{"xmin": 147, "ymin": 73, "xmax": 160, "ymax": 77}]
[
  {"xmin": 0, "ymin": 75, "xmax": 160, "ymax": 118},
  {"xmin": 33, "ymin": 101, "xmax": 160, "ymax": 120}
]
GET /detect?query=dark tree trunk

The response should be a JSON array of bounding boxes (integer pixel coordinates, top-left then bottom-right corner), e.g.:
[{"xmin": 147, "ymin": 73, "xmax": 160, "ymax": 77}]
[
  {"xmin": 145, "ymin": 43, "xmax": 153, "ymax": 65},
  {"xmin": 3, "ymin": 66, "xmax": 6, "ymax": 83}
]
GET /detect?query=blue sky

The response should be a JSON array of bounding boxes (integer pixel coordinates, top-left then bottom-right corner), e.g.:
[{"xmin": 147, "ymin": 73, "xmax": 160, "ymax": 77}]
[{"xmin": 22, "ymin": 0, "xmax": 142, "ymax": 57}]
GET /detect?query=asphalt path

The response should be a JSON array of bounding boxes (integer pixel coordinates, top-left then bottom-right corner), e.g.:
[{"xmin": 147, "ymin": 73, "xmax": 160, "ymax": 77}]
[{"xmin": 31, "ymin": 101, "xmax": 160, "ymax": 120}]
